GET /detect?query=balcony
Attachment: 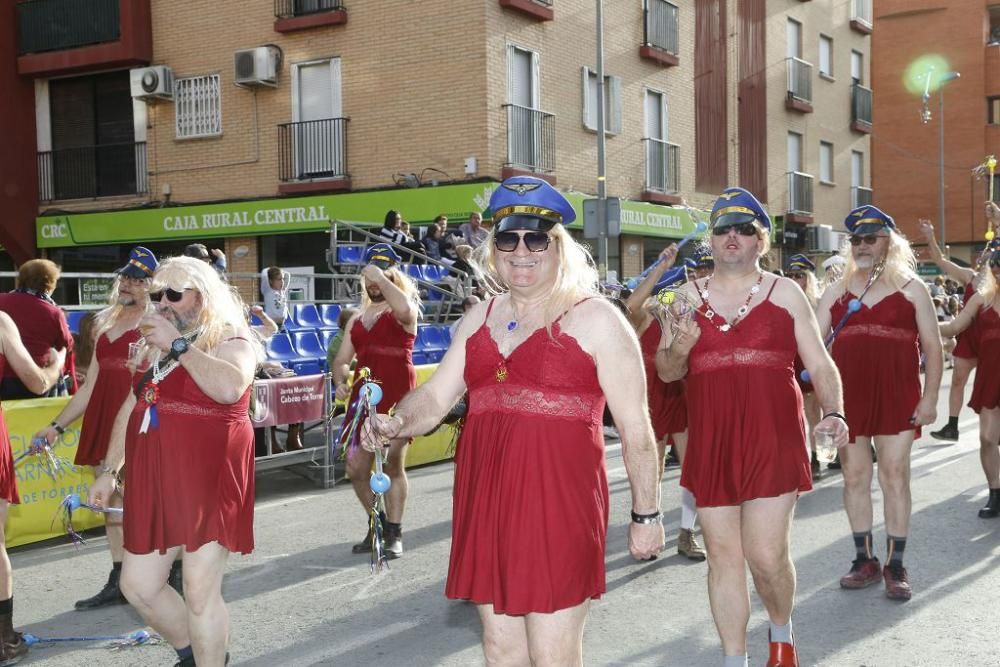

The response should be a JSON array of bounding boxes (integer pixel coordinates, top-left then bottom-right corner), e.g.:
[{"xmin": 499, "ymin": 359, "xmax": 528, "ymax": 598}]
[
  {"xmin": 498, "ymin": 0, "xmax": 552, "ymax": 22},
  {"xmin": 851, "ymin": 185, "xmax": 873, "ymax": 209},
  {"xmin": 641, "ymin": 139, "xmax": 681, "ymax": 205},
  {"xmin": 640, "ymin": 0, "xmax": 679, "ymax": 67},
  {"xmin": 785, "ymin": 57, "xmax": 813, "ymax": 113},
  {"xmin": 37, "ymin": 142, "xmax": 147, "ymax": 202},
  {"xmin": 502, "ymin": 104, "xmax": 556, "ymax": 181},
  {"xmin": 851, "ymin": 83, "xmax": 872, "ymax": 133},
  {"xmin": 273, "ymin": 0, "xmax": 347, "ymax": 33},
  {"xmin": 277, "ymin": 118, "xmax": 351, "ymax": 195},
  {"xmin": 16, "ymin": 0, "xmax": 152, "ymax": 77},
  {"xmin": 850, "ymin": 0, "xmax": 873, "ymax": 34},
  {"xmin": 786, "ymin": 171, "xmax": 814, "ymax": 223}
]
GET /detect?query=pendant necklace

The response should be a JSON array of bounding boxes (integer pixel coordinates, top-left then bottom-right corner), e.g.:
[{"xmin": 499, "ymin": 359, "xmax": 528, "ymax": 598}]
[
  {"xmin": 496, "ymin": 302, "xmax": 525, "ymax": 383},
  {"xmin": 139, "ymin": 357, "xmax": 180, "ymax": 433},
  {"xmin": 700, "ymin": 272, "xmax": 764, "ymax": 333}
]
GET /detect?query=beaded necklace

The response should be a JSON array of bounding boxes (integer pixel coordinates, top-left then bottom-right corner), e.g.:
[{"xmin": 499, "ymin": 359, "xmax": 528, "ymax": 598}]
[{"xmin": 700, "ymin": 271, "xmax": 764, "ymax": 333}]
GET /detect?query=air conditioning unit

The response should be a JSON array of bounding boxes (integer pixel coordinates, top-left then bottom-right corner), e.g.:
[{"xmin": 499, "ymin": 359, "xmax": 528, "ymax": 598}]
[
  {"xmin": 804, "ymin": 224, "xmax": 847, "ymax": 253},
  {"xmin": 234, "ymin": 46, "xmax": 281, "ymax": 87},
  {"xmin": 130, "ymin": 65, "xmax": 174, "ymax": 100}
]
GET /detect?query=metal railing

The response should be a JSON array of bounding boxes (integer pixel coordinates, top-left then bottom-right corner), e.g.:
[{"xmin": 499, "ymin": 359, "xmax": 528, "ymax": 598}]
[
  {"xmin": 16, "ymin": 0, "xmax": 120, "ymax": 55},
  {"xmin": 37, "ymin": 142, "xmax": 148, "ymax": 202},
  {"xmin": 503, "ymin": 104, "xmax": 556, "ymax": 173},
  {"xmin": 274, "ymin": 0, "xmax": 343, "ymax": 19},
  {"xmin": 643, "ymin": 0, "xmax": 679, "ymax": 54},
  {"xmin": 852, "ymin": 83, "xmax": 872, "ymax": 125},
  {"xmin": 851, "ymin": 186, "xmax": 873, "ymax": 209},
  {"xmin": 786, "ymin": 57, "xmax": 813, "ymax": 104},
  {"xmin": 277, "ymin": 118, "xmax": 349, "ymax": 182},
  {"xmin": 787, "ymin": 172, "xmax": 814, "ymax": 214},
  {"xmin": 643, "ymin": 138, "xmax": 680, "ymax": 193},
  {"xmin": 851, "ymin": 0, "xmax": 872, "ymax": 27}
]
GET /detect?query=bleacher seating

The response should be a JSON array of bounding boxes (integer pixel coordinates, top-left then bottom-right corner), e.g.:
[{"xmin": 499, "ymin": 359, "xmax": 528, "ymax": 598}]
[
  {"xmin": 336, "ymin": 245, "xmax": 364, "ymax": 264},
  {"xmin": 65, "ymin": 310, "xmax": 89, "ymax": 335},
  {"xmin": 292, "ymin": 360, "xmax": 324, "ymax": 377},
  {"xmin": 292, "ymin": 331, "xmax": 326, "ymax": 360},
  {"xmin": 319, "ymin": 328, "xmax": 337, "ymax": 353},
  {"xmin": 320, "ymin": 304, "xmax": 342, "ymax": 327},
  {"xmin": 292, "ymin": 303, "xmax": 329, "ymax": 331},
  {"xmin": 264, "ymin": 333, "xmax": 304, "ymax": 366}
]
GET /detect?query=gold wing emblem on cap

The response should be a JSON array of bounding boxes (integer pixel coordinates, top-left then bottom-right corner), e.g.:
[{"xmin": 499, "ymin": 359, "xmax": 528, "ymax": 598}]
[
  {"xmin": 134, "ymin": 249, "xmax": 149, "ymax": 257},
  {"xmin": 852, "ymin": 208, "xmax": 868, "ymax": 217},
  {"xmin": 718, "ymin": 191, "xmax": 741, "ymax": 201},
  {"xmin": 503, "ymin": 182, "xmax": 544, "ymax": 196}
]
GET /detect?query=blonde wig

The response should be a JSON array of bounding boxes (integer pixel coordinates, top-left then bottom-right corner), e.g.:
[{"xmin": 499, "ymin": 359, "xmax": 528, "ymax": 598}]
[
  {"xmin": 472, "ymin": 224, "xmax": 601, "ymax": 334},
  {"xmin": 839, "ymin": 228, "xmax": 917, "ymax": 292},
  {"xmin": 360, "ymin": 267, "xmax": 422, "ymax": 312},
  {"xmin": 978, "ymin": 261, "xmax": 999, "ymax": 307}
]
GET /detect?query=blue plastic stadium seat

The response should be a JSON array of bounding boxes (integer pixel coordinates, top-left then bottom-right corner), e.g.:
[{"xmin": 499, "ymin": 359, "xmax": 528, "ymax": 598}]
[
  {"xmin": 403, "ymin": 264, "xmax": 423, "ymax": 282},
  {"xmin": 436, "ymin": 324, "xmax": 453, "ymax": 346},
  {"xmin": 422, "ymin": 325, "xmax": 446, "ymax": 351},
  {"xmin": 319, "ymin": 328, "xmax": 338, "ymax": 352},
  {"xmin": 412, "ymin": 350, "xmax": 429, "ymax": 365},
  {"xmin": 292, "ymin": 331, "xmax": 325, "ymax": 360},
  {"xmin": 426, "ymin": 349, "xmax": 445, "ymax": 364},
  {"xmin": 292, "ymin": 303, "xmax": 324, "ymax": 329},
  {"xmin": 65, "ymin": 310, "xmax": 88, "ymax": 335},
  {"xmin": 292, "ymin": 360, "xmax": 323, "ymax": 377},
  {"xmin": 320, "ymin": 304, "xmax": 342, "ymax": 327},
  {"xmin": 336, "ymin": 245, "xmax": 364, "ymax": 264},
  {"xmin": 265, "ymin": 333, "xmax": 301, "ymax": 362},
  {"xmin": 423, "ymin": 265, "xmax": 444, "ymax": 282},
  {"xmin": 248, "ymin": 312, "xmax": 263, "ymax": 327}
]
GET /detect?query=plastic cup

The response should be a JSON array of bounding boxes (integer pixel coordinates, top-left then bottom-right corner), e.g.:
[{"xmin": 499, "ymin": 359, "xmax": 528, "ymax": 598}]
[{"xmin": 814, "ymin": 428, "xmax": 838, "ymax": 464}]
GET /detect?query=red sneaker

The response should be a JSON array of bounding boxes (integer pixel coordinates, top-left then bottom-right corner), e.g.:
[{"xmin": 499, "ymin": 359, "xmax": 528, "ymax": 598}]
[
  {"xmin": 766, "ymin": 635, "xmax": 799, "ymax": 667},
  {"xmin": 883, "ymin": 563, "xmax": 912, "ymax": 601},
  {"xmin": 839, "ymin": 557, "xmax": 881, "ymax": 589}
]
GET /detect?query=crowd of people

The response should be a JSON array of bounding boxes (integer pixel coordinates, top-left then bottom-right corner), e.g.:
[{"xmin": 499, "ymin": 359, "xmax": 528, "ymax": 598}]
[{"xmin": 0, "ymin": 175, "xmax": 996, "ymax": 666}]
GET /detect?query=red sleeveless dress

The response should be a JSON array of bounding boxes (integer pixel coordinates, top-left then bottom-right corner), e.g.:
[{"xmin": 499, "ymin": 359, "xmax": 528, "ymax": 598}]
[
  {"xmin": 447, "ymin": 299, "xmax": 608, "ymax": 614},
  {"xmin": 0, "ymin": 356, "xmax": 19, "ymax": 504},
  {"xmin": 830, "ymin": 289, "xmax": 922, "ymax": 441},
  {"xmin": 639, "ymin": 320, "xmax": 686, "ymax": 439},
  {"xmin": 953, "ymin": 281, "xmax": 980, "ymax": 360},
  {"xmin": 681, "ymin": 282, "xmax": 810, "ymax": 507},
  {"xmin": 969, "ymin": 306, "xmax": 1000, "ymax": 413},
  {"xmin": 347, "ymin": 311, "xmax": 416, "ymax": 411},
  {"xmin": 75, "ymin": 329, "xmax": 141, "ymax": 465},
  {"xmin": 123, "ymin": 365, "xmax": 255, "ymax": 555}
]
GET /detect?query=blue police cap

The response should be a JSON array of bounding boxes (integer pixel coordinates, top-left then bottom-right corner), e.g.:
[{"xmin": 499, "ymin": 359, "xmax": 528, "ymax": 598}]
[
  {"xmin": 710, "ymin": 187, "xmax": 771, "ymax": 233},
  {"xmin": 488, "ymin": 176, "xmax": 576, "ymax": 233},
  {"xmin": 692, "ymin": 248, "xmax": 714, "ymax": 268},
  {"xmin": 364, "ymin": 243, "xmax": 402, "ymax": 270},
  {"xmin": 117, "ymin": 246, "xmax": 158, "ymax": 279},
  {"xmin": 785, "ymin": 254, "xmax": 816, "ymax": 272},
  {"xmin": 844, "ymin": 205, "xmax": 896, "ymax": 235}
]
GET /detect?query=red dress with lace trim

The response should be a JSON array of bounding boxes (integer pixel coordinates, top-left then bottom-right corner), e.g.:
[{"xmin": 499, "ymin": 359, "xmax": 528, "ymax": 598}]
[
  {"xmin": 953, "ymin": 281, "xmax": 980, "ymax": 360},
  {"xmin": 123, "ymin": 367, "xmax": 255, "ymax": 555},
  {"xmin": 447, "ymin": 300, "xmax": 608, "ymax": 614},
  {"xmin": 969, "ymin": 306, "xmax": 1000, "ymax": 413},
  {"xmin": 75, "ymin": 329, "xmax": 141, "ymax": 465},
  {"xmin": 830, "ymin": 289, "xmax": 922, "ymax": 441},
  {"xmin": 639, "ymin": 319, "xmax": 686, "ymax": 439},
  {"xmin": 681, "ymin": 284, "xmax": 810, "ymax": 507},
  {"xmin": 0, "ymin": 356, "xmax": 20, "ymax": 504},
  {"xmin": 347, "ymin": 311, "xmax": 416, "ymax": 412}
]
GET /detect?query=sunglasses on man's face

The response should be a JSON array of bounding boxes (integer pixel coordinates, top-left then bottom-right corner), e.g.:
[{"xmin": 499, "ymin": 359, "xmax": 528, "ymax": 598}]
[
  {"xmin": 849, "ymin": 234, "xmax": 887, "ymax": 246},
  {"xmin": 787, "ymin": 272, "xmax": 807, "ymax": 280},
  {"xmin": 712, "ymin": 223, "xmax": 759, "ymax": 237},
  {"xmin": 494, "ymin": 231, "xmax": 551, "ymax": 253},
  {"xmin": 149, "ymin": 288, "xmax": 190, "ymax": 303}
]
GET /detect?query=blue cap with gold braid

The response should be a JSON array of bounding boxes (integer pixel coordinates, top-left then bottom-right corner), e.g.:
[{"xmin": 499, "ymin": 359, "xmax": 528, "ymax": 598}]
[
  {"xmin": 488, "ymin": 176, "xmax": 576, "ymax": 233},
  {"xmin": 844, "ymin": 205, "xmax": 896, "ymax": 235},
  {"xmin": 363, "ymin": 242, "xmax": 402, "ymax": 270},
  {"xmin": 785, "ymin": 254, "xmax": 816, "ymax": 272},
  {"xmin": 710, "ymin": 187, "xmax": 771, "ymax": 233},
  {"xmin": 116, "ymin": 246, "xmax": 158, "ymax": 279}
]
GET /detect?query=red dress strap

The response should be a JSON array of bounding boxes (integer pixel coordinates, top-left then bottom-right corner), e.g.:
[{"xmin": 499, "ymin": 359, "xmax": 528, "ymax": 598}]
[
  {"xmin": 485, "ymin": 297, "xmax": 499, "ymax": 318},
  {"xmin": 765, "ymin": 276, "xmax": 780, "ymax": 300}
]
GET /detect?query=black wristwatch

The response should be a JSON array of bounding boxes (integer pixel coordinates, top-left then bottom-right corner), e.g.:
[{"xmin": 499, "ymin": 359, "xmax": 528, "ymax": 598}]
[{"xmin": 169, "ymin": 336, "xmax": 190, "ymax": 360}]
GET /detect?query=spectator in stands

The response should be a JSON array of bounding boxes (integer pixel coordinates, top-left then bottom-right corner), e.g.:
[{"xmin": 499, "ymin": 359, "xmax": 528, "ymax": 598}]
[
  {"xmin": 0, "ymin": 259, "xmax": 76, "ymax": 398},
  {"xmin": 449, "ymin": 295, "xmax": 481, "ymax": 339},
  {"xmin": 380, "ymin": 210, "xmax": 425, "ymax": 263},
  {"xmin": 422, "ymin": 224, "xmax": 452, "ymax": 265},
  {"xmin": 458, "ymin": 211, "xmax": 488, "ymax": 248},
  {"xmin": 326, "ymin": 306, "xmax": 360, "ymax": 372},
  {"xmin": 435, "ymin": 215, "xmax": 461, "ymax": 262},
  {"xmin": 183, "ymin": 243, "xmax": 227, "ymax": 278},
  {"xmin": 260, "ymin": 266, "xmax": 291, "ymax": 330},
  {"xmin": 929, "ymin": 275, "xmax": 945, "ymax": 298}
]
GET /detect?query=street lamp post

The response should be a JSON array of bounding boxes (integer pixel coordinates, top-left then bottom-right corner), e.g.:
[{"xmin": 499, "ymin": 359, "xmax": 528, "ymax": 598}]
[{"xmin": 924, "ymin": 70, "xmax": 961, "ymax": 249}]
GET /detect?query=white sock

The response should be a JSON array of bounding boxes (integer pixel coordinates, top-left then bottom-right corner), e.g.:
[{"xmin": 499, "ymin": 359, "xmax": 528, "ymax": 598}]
[
  {"xmin": 680, "ymin": 487, "xmax": 698, "ymax": 530},
  {"xmin": 722, "ymin": 655, "xmax": 748, "ymax": 667}
]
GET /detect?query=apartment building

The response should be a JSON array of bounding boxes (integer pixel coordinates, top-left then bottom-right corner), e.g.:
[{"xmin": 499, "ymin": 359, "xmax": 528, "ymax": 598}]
[
  {"xmin": 0, "ymin": 0, "xmax": 873, "ymax": 293},
  {"xmin": 871, "ymin": 0, "xmax": 1000, "ymax": 264}
]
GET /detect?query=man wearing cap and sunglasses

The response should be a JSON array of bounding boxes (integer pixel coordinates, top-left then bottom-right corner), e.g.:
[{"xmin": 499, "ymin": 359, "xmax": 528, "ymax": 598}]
[
  {"xmin": 368, "ymin": 175, "xmax": 663, "ymax": 666},
  {"xmin": 657, "ymin": 186, "xmax": 847, "ymax": 667},
  {"xmin": 785, "ymin": 254, "xmax": 825, "ymax": 477},
  {"xmin": 815, "ymin": 206, "xmax": 942, "ymax": 602},
  {"xmin": 331, "ymin": 243, "xmax": 419, "ymax": 559}
]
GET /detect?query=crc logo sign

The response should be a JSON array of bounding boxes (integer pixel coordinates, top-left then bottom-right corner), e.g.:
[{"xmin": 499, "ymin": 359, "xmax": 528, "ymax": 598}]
[{"xmin": 40, "ymin": 222, "xmax": 69, "ymax": 239}]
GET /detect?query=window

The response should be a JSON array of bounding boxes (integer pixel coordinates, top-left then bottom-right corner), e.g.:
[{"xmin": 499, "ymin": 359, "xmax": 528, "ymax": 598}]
[
  {"xmin": 643, "ymin": 89, "xmax": 676, "ymax": 191},
  {"xmin": 819, "ymin": 35, "xmax": 833, "ymax": 77},
  {"xmin": 645, "ymin": 89, "xmax": 667, "ymax": 141},
  {"xmin": 851, "ymin": 50, "xmax": 864, "ymax": 84},
  {"xmin": 786, "ymin": 19, "xmax": 802, "ymax": 59},
  {"xmin": 507, "ymin": 44, "xmax": 539, "ymax": 108},
  {"xmin": 787, "ymin": 131, "xmax": 803, "ymax": 173},
  {"xmin": 819, "ymin": 141, "xmax": 834, "ymax": 183},
  {"xmin": 582, "ymin": 67, "xmax": 622, "ymax": 134},
  {"xmin": 644, "ymin": 0, "xmax": 679, "ymax": 54},
  {"xmin": 175, "ymin": 74, "xmax": 222, "ymax": 139},
  {"xmin": 289, "ymin": 59, "xmax": 344, "ymax": 178},
  {"xmin": 989, "ymin": 97, "xmax": 1000, "ymax": 124},
  {"xmin": 851, "ymin": 150, "xmax": 864, "ymax": 188}
]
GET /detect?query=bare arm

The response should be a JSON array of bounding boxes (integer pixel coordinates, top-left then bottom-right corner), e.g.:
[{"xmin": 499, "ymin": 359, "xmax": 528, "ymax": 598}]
[
  {"xmin": 250, "ymin": 305, "xmax": 278, "ymax": 339},
  {"xmin": 362, "ymin": 265, "xmax": 418, "ymax": 329},
  {"xmin": 89, "ymin": 391, "xmax": 136, "ymax": 507},
  {"xmin": 919, "ymin": 219, "xmax": 976, "ymax": 284},
  {"xmin": 35, "ymin": 345, "xmax": 101, "ymax": 443},
  {"xmin": 908, "ymin": 280, "xmax": 943, "ymax": 426},
  {"xmin": 654, "ymin": 283, "xmax": 700, "ymax": 383},
  {"xmin": 624, "ymin": 244, "xmax": 678, "ymax": 328},
  {"xmin": 331, "ymin": 316, "xmax": 358, "ymax": 399},
  {"xmin": 0, "ymin": 312, "xmax": 64, "ymax": 395},
  {"xmin": 940, "ymin": 293, "xmax": 982, "ymax": 338}
]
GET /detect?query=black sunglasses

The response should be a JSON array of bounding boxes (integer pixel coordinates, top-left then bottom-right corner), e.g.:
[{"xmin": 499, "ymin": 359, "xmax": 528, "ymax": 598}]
[
  {"xmin": 787, "ymin": 271, "xmax": 807, "ymax": 280},
  {"xmin": 494, "ymin": 231, "xmax": 551, "ymax": 253},
  {"xmin": 712, "ymin": 223, "xmax": 758, "ymax": 237},
  {"xmin": 849, "ymin": 234, "xmax": 886, "ymax": 246},
  {"xmin": 149, "ymin": 288, "xmax": 189, "ymax": 303}
]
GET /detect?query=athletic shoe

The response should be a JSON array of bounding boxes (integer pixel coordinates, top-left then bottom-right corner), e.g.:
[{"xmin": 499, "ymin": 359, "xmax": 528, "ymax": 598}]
[
  {"xmin": 677, "ymin": 528, "xmax": 706, "ymax": 561},
  {"xmin": 930, "ymin": 423, "xmax": 959, "ymax": 442},
  {"xmin": 883, "ymin": 563, "xmax": 912, "ymax": 601},
  {"xmin": 664, "ymin": 448, "xmax": 681, "ymax": 470},
  {"xmin": 839, "ymin": 556, "xmax": 881, "ymax": 589}
]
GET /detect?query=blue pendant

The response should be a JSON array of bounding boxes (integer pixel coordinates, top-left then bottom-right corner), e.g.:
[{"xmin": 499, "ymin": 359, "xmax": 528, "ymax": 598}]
[{"xmin": 506, "ymin": 320, "xmax": 518, "ymax": 332}]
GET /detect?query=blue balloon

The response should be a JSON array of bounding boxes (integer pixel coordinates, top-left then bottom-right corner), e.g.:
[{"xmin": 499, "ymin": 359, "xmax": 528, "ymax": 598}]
[
  {"xmin": 848, "ymin": 299, "xmax": 862, "ymax": 313},
  {"xmin": 64, "ymin": 494, "xmax": 82, "ymax": 511},
  {"xmin": 369, "ymin": 472, "xmax": 391, "ymax": 494},
  {"xmin": 799, "ymin": 369, "xmax": 811, "ymax": 383},
  {"xmin": 360, "ymin": 382, "xmax": 383, "ymax": 406},
  {"xmin": 21, "ymin": 633, "xmax": 39, "ymax": 647}
]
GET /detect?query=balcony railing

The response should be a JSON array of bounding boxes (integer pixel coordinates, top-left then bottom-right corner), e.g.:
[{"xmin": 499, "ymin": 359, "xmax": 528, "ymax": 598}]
[
  {"xmin": 851, "ymin": 0, "xmax": 872, "ymax": 28},
  {"xmin": 787, "ymin": 171, "xmax": 814, "ymax": 214},
  {"xmin": 851, "ymin": 185, "xmax": 873, "ymax": 209},
  {"xmin": 17, "ymin": 0, "xmax": 120, "ymax": 55},
  {"xmin": 643, "ymin": 0, "xmax": 679, "ymax": 55},
  {"xmin": 277, "ymin": 118, "xmax": 349, "ymax": 182},
  {"xmin": 852, "ymin": 83, "xmax": 873, "ymax": 124},
  {"xmin": 503, "ymin": 104, "xmax": 556, "ymax": 173},
  {"xmin": 274, "ymin": 0, "xmax": 343, "ymax": 19},
  {"xmin": 786, "ymin": 57, "xmax": 813, "ymax": 104},
  {"xmin": 37, "ymin": 142, "xmax": 147, "ymax": 202},
  {"xmin": 644, "ymin": 138, "xmax": 680, "ymax": 193}
]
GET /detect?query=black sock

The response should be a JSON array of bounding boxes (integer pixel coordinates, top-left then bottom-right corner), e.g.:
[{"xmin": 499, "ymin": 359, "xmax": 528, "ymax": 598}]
[
  {"xmin": 176, "ymin": 645, "xmax": 194, "ymax": 661},
  {"xmin": 384, "ymin": 521, "xmax": 401, "ymax": 532},
  {"xmin": 0, "ymin": 597, "xmax": 12, "ymax": 615},
  {"xmin": 887, "ymin": 535, "xmax": 906, "ymax": 566},
  {"xmin": 947, "ymin": 416, "xmax": 958, "ymax": 429},
  {"xmin": 112, "ymin": 561, "xmax": 123, "ymax": 572},
  {"xmin": 853, "ymin": 531, "xmax": 873, "ymax": 560},
  {"xmin": 171, "ymin": 561, "xmax": 182, "ymax": 572}
]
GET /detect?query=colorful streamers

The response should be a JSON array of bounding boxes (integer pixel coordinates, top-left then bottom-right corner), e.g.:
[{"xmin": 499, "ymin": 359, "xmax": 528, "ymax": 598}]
[
  {"xmin": 52, "ymin": 493, "xmax": 123, "ymax": 545},
  {"xmin": 22, "ymin": 629, "xmax": 159, "ymax": 650},
  {"xmin": 14, "ymin": 436, "xmax": 72, "ymax": 481}
]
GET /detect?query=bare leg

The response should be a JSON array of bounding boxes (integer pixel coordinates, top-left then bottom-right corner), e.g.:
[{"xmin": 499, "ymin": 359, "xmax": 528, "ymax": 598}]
[
  {"xmin": 106, "ymin": 486, "xmax": 125, "ymax": 562},
  {"xmin": 384, "ymin": 438, "xmax": 409, "ymax": 523},
  {"xmin": 697, "ymin": 505, "xmax": 749, "ymax": 656},
  {"xmin": 840, "ymin": 436, "xmax": 875, "ymax": 533},
  {"xmin": 183, "ymin": 542, "xmax": 231, "ymax": 667},
  {"xmin": 524, "ymin": 601, "xmax": 590, "ymax": 667},
  {"xmin": 346, "ymin": 448, "xmax": 376, "ymax": 512},
  {"xmin": 979, "ymin": 408, "xmax": 1000, "ymax": 487},
  {"xmin": 741, "ymin": 493, "xmax": 798, "ymax": 626},
  {"xmin": 948, "ymin": 357, "xmax": 976, "ymax": 417},
  {"xmin": 0, "ymin": 502, "xmax": 10, "ymax": 600},
  {"xmin": 477, "ymin": 605, "xmax": 530, "ymax": 666},
  {"xmin": 873, "ymin": 432, "xmax": 915, "ymax": 537},
  {"xmin": 803, "ymin": 392, "xmax": 821, "ymax": 456},
  {"xmin": 121, "ymin": 547, "xmax": 189, "ymax": 648}
]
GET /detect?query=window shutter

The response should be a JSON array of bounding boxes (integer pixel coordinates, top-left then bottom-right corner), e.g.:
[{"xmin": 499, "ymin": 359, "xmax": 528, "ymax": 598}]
[
  {"xmin": 582, "ymin": 66, "xmax": 594, "ymax": 130},
  {"xmin": 608, "ymin": 75, "xmax": 623, "ymax": 134}
]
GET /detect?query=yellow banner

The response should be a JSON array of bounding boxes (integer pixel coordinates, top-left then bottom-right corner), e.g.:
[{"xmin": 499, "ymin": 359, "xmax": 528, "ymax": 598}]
[
  {"xmin": 4, "ymin": 398, "xmax": 102, "ymax": 548},
  {"xmin": 407, "ymin": 365, "xmax": 457, "ymax": 468}
]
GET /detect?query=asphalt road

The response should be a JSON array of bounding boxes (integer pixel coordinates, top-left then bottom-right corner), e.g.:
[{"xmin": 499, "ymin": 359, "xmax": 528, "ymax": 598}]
[{"xmin": 9, "ymin": 372, "xmax": 999, "ymax": 666}]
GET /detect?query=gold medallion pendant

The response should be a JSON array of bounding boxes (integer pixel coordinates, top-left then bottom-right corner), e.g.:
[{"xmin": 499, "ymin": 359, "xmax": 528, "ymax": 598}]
[{"xmin": 495, "ymin": 365, "xmax": 508, "ymax": 383}]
